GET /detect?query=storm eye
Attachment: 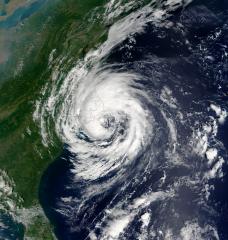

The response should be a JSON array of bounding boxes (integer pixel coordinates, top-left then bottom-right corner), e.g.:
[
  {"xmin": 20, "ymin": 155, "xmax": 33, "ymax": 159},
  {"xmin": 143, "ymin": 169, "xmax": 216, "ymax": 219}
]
[
  {"xmin": 118, "ymin": 128, "xmax": 124, "ymax": 135},
  {"xmin": 100, "ymin": 115, "xmax": 116, "ymax": 129}
]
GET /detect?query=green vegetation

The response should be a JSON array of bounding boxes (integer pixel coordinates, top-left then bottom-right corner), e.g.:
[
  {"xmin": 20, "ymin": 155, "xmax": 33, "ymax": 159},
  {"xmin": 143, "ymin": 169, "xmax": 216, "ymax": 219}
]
[
  {"xmin": 0, "ymin": 0, "xmax": 107, "ymax": 207},
  {"xmin": 0, "ymin": 0, "xmax": 151, "ymax": 238},
  {"xmin": 25, "ymin": 215, "xmax": 55, "ymax": 240},
  {"xmin": 0, "ymin": 0, "xmax": 108, "ymax": 238}
]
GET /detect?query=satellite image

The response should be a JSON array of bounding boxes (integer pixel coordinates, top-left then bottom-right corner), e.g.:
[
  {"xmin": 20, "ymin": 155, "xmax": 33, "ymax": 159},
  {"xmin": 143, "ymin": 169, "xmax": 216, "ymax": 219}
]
[{"xmin": 0, "ymin": 0, "xmax": 228, "ymax": 239}]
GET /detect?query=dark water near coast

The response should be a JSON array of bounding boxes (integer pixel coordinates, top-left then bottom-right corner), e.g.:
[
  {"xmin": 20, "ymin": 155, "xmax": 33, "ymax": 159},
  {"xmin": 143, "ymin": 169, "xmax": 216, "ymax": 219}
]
[{"xmin": 39, "ymin": 1, "xmax": 228, "ymax": 239}]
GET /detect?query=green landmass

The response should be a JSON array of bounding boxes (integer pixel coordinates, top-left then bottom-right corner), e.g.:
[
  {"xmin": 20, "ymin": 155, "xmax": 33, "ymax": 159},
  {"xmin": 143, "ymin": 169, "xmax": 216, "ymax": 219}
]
[
  {"xmin": 0, "ymin": 0, "xmax": 150, "ymax": 238},
  {"xmin": 0, "ymin": 0, "xmax": 107, "ymax": 238},
  {"xmin": 25, "ymin": 215, "xmax": 55, "ymax": 240},
  {"xmin": 0, "ymin": 0, "xmax": 107, "ymax": 205}
]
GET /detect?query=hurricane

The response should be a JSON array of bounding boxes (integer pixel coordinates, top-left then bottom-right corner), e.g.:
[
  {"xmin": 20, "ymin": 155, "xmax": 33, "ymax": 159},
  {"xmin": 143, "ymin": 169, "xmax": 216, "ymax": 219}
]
[{"xmin": 34, "ymin": 0, "xmax": 228, "ymax": 239}]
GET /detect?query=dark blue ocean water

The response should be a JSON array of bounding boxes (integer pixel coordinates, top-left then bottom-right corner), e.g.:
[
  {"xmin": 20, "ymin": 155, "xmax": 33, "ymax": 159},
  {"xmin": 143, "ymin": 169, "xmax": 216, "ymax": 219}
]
[{"xmin": 39, "ymin": 1, "xmax": 228, "ymax": 239}]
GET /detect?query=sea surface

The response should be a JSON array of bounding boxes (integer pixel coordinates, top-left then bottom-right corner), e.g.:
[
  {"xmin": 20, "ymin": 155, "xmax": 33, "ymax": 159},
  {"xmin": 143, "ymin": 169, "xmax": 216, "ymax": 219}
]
[{"xmin": 37, "ymin": 0, "xmax": 228, "ymax": 239}]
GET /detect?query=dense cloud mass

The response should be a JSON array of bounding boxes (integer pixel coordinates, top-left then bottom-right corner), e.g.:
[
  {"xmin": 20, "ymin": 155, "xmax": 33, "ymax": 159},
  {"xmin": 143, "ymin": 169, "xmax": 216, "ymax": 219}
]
[{"xmin": 34, "ymin": 1, "xmax": 228, "ymax": 239}]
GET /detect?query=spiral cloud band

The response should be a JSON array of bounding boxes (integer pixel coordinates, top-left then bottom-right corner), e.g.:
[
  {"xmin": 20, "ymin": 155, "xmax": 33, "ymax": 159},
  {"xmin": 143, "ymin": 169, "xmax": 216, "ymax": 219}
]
[{"xmin": 34, "ymin": 0, "xmax": 228, "ymax": 239}]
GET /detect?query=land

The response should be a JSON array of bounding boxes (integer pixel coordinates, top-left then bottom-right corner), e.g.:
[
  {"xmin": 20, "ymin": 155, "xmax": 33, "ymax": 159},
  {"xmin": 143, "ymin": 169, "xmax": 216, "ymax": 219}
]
[{"xmin": 0, "ymin": 0, "xmax": 107, "ymax": 238}]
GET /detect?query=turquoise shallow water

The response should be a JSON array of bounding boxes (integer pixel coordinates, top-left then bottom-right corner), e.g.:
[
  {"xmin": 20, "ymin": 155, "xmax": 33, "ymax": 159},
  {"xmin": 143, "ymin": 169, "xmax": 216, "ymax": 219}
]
[{"xmin": 0, "ymin": 0, "xmax": 47, "ymax": 29}]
